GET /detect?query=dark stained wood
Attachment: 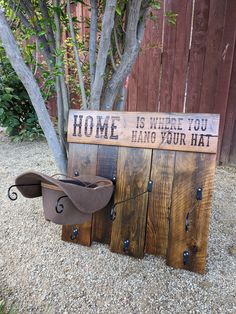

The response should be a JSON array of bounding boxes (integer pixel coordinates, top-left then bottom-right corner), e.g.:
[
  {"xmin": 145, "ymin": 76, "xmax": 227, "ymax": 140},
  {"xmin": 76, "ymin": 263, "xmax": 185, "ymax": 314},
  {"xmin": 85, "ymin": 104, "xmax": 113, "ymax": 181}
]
[
  {"xmin": 220, "ymin": 46, "xmax": 236, "ymax": 164},
  {"xmin": 61, "ymin": 143, "xmax": 98, "ymax": 246},
  {"xmin": 127, "ymin": 60, "xmax": 138, "ymax": 111},
  {"xmin": 145, "ymin": 150, "xmax": 175, "ymax": 257},
  {"xmin": 170, "ymin": 0, "xmax": 193, "ymax": 112},
  {"xmin": 186, "ymin": 0, "xmax": 210, "ymax": 113},
  {"xmin": 92, "ymin": 145, "xmax": 118, "ymax": 244},
  {"xmin": 166, "ymin": 151, "xmax": 216, "ymax": 274},
  {"xmin": 146, "ymin": 6, "xmax": 164, "ymax": 112},
  {"xmin": 159, "ymin": 0, "xmax": 177, "ymax": 112},
  {"xmin": 137, "ymin": 23, "xmax": 150, "ymax": 111},
  {"xmin": 229, "ymin": 120, "xmax": 236, "ymax": 165},
  {"xmin": 214, "ymin": 0, "xmax": 236, "ymax": 160},
  {"xmin": 110, "ymin": 147, "xmax": 152, "ymax": 258},
  {"xmin": 199, "ymin": 0, "xmax": 227, "ymax": 113}
]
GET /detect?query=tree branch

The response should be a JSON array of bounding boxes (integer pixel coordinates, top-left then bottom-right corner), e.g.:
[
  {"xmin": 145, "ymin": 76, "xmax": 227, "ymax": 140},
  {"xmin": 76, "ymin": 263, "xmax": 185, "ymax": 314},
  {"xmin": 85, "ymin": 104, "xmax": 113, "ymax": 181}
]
[
  {"xmin": 102, "ymin": 1, "xmax": 149, "ymax": 110},
  {"xmin": 8, "ymin": 0, "xmax": 54, "ymax": 73},
  {"xmin": 114, "ymin": 25, "xmax": 122, "ymax": 59},
  {"xmin": 67, "ymin": 0, "xmax": 87, "ymax": 109},
  {"xmin": 0, "ymin": 7, "xmax": 67, "ymax": 172},
  {"xmin": 89, "ymin": 0, "xmax": 98, "ymax": 89},
  {"xmin": 39, "ymin": 0, "xmax": 56, "ymax": 53},
  {"xmin": 54, "ymin": 0, "xmax": 69, "ymax": 130},
  {"xmin": 90, "ymin": 0, "xmax": 117, "ymax": 110}
]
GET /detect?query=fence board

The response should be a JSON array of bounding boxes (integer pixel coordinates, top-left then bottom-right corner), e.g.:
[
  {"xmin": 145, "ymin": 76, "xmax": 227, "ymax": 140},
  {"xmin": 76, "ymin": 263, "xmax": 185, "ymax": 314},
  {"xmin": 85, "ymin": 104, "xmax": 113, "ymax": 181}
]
[
  {"xmin": 170, "ymin": 0, "xmax": 193, "ymax": 112},
  {"xmin": 159, "ymin": 0, "xmax": 177, "ymax": 112},
  {"xmin": 185, "ymin": 0, "xmax": 210, "ymax": 113},
  {"xmin": 229, "ymin": 121, "xmax": 236, "ymax": 165},
  {"xmin": 137, "ymin": 24, "xmax": 150, "ymax": 111},
  {"xmin": 199, "ymin": 0, "xmax": 227, "ymax": 113},
  {"xmin": 147, "ymin": 6, "xmax": 164, "ymax": 112},
  {"xmin": 214, "ymin": 0, "xmax": 236, "ymax": 160},
  {"xmin": 220, "ymin": 43, "xmax": 236, "ymax": 164}
]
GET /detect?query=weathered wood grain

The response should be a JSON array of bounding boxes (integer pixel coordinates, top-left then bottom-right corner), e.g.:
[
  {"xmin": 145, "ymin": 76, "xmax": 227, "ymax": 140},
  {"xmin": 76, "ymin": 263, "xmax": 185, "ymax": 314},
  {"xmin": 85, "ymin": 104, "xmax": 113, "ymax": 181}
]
[
  {"xmin": 169, "ymin": 0, "xmax": 193, "ymax": 112},
  {"xmin": 145, "ymin": 150, "xmax": 175, "ymax": 256},
  {"xmin": 68, "ymin": 110, "xmax": 220, "ymax": 153},
  {"xmin": 214, "ymin": 0, "xmax": 236, "ymax": 161},
  {"xmin": 186, "ymin": 0, "xmax": 210, "ymax": 113},
  {"xmin": 166, "ymin": 151, "xmax": 216, "ymax": 273},
  {"xmin": 229, "ymin": 121, "xmax": 236, "ymax": 165},
  {"xmin": 92, "ymin": 145, "xmax": 118, "ymax": 244},
  {"xmin": 61, "ymin": 143, "xmax": 98, "ymax": 246},
  {"xmin": 110, "ymin": 147, "xmax": 152, "ymax": 258},
  {"xmin": 199, "ymin": 0, "xmax": 231, "ymax": 112},
  {"xmin": 220, "ymin": 46, "xmax": 236, "ymax": 164}
]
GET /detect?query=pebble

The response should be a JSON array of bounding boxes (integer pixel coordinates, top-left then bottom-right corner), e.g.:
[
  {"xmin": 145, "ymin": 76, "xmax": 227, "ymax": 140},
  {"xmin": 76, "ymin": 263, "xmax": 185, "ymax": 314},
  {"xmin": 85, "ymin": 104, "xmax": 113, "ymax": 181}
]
[{"xmin": 0, "ymin": 138, "xmax": 235, "ymax": 313}]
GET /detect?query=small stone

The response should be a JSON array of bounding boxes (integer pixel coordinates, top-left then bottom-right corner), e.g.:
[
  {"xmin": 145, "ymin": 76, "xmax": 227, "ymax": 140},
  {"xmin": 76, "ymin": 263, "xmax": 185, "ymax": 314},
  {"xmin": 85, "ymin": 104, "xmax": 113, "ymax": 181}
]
[{"xmin": 228, "ymin": 245, "xmax": 236, "ymax": 256}]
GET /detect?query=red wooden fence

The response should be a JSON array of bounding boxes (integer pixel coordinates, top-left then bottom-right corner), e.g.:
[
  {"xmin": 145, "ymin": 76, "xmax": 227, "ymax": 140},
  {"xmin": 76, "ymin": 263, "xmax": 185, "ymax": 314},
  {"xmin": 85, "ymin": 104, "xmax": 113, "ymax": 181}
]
[
  {"xmin": 126, "ymin": 0, "xmax": 236, "ymax": 165},
  {"xmin": 61, "ymin": 0, "xmax": 236, "ymax": 164}
]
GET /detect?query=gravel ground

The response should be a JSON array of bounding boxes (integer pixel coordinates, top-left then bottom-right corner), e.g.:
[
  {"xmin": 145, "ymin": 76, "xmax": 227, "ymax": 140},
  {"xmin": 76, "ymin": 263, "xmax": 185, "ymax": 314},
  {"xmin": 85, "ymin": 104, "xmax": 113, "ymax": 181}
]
[{"xmin": 0, "ymin": 136, "xmax": 235, "ymax": 314}]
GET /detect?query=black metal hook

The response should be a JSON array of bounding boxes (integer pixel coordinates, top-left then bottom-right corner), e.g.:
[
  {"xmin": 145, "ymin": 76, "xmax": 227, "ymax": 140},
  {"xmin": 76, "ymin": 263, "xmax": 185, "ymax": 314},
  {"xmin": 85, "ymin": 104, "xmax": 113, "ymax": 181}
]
[
  {"xmin": 55, "ymin": 195, "xmax": 68, "ymax": 214},
  {"xmin": 123, "ymin": 239, "xmax": 130, "ymax": 253},
  {"xmin": 8, "ymin": 184, "xmax": 40, "ymax": 201},
  {"xmin": 183, "ymin": 250, "xmax": 190, "ymax": 265},
  {"xmin": 70, "ymin": 226, "xmax": 79, "ymax": 240},
  {"xmin": 110, "ymin": 207, "xmax": 116, "ymax": 221},
  {"xmin": 110, "ymin": 180, "xmax": 153, "ymax": 220}
]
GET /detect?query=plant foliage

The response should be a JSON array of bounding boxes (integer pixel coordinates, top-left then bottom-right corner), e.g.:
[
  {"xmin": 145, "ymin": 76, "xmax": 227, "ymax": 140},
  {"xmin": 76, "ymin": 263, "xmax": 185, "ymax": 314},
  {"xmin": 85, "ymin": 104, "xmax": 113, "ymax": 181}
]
[{"xmin": 0, "ymin": 45, "xmax": 43, "ymax": 141}]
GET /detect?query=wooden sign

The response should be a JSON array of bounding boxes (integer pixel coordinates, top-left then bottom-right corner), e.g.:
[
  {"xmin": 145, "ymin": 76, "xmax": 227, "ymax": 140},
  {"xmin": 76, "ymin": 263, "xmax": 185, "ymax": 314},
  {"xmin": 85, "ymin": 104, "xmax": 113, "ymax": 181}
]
[
  {"xmin": 68, "ymin": 110, "xmax": 220, "ymax": 153},
  {"xmin": 63, "ymin": 110, "xmax": 220, "ymax": 274}
]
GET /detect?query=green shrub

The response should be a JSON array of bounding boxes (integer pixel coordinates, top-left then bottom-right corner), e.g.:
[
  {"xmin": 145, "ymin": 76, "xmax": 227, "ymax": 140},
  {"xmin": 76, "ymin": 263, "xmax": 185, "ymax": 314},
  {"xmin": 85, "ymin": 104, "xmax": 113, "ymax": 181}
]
[
  {"xmin": 0, "ymin": 45, "xmax": 43, "ymax": 141},
  {"xmin": 0, "ymin": 300, "xmax": 16, "ymax": 314}
]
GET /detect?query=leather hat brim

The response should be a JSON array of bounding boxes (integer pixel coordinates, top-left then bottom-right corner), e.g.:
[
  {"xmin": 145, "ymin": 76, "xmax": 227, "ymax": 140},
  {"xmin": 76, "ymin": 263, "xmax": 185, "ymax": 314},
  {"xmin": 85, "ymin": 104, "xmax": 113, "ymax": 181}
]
[{"xmin": 15, "ymin": 171, "xmax": 114, "ymax": 214}]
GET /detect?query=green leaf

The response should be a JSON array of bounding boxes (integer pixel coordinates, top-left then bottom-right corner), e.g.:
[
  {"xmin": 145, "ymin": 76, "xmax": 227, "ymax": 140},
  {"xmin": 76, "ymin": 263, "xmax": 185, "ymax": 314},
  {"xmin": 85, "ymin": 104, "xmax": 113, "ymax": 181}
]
[
  {"xmin": 116, "ymin": 6, "xmax": 122, "ymax": 16},
  {"xmin": 4, "ymin": 87, "xmax": 14, "ymax": 94},
  {"xmin": 151, "ymin": 1, "xmax": 161, "ymax": 10},
  {"xmin": 165, "ymin": 11, "xmax": 178, "ymax": 25}
]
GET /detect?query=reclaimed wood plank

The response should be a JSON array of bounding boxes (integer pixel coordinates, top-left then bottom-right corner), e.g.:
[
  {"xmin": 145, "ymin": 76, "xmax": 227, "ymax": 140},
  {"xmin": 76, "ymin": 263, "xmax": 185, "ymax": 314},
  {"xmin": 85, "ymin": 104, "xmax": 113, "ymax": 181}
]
[
  {"xmin": 61, "ymin": 143, "xmax": 98, "ymax": 246},
  {"xmin": 110, "ymin": 147, "xmax": 152, "ymax": 258},
  {"xmin": 67, "ymin": 110, "xmax": 220, "ymax": 153},
  {"xmin": 92, "ymin": 145, "xmax": 118, "ymax": 244},
  {"xmin": 145, "ymin": 150, "xmax": 175, "ymax": 256},
  {"xmin": 166, "ymin": 151, "xmax": 216, "ymax": 273}
]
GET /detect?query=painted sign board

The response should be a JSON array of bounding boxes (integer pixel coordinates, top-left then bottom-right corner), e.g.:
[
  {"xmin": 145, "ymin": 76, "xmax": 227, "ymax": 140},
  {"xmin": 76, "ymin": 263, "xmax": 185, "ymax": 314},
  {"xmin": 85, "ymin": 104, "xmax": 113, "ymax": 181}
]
[{"xmin": 68, "ymin": 110, "xmax": 220, "ymax": 153}]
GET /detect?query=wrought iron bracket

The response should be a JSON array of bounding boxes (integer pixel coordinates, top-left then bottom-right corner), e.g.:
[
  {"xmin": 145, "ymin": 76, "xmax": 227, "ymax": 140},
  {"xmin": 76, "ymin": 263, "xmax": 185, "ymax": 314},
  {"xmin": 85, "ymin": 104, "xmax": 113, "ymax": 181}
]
[
  {"xmin": 55, "ymin": 195, "xmax": 68, "ymax": 214},
  {"xmin": 8, "ymin": 184, "xmax": 40, "ymax": 201}
]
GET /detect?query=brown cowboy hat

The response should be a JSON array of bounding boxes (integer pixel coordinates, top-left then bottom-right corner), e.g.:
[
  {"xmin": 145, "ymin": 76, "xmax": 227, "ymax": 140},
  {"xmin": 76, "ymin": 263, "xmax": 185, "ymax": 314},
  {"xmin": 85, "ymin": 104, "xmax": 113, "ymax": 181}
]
[{"xmin": 14, "ymin": 171, "xmax": 114, "ymax": 225}]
